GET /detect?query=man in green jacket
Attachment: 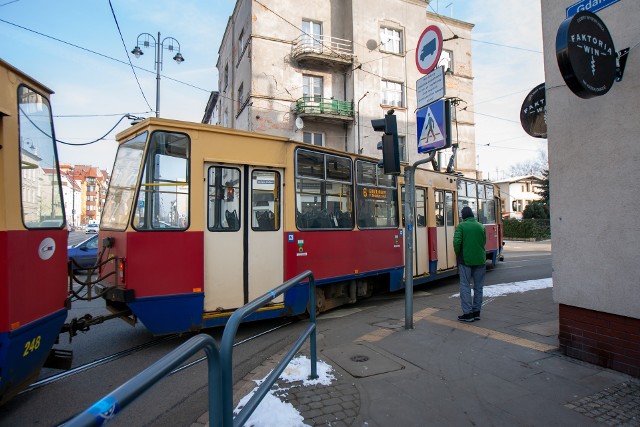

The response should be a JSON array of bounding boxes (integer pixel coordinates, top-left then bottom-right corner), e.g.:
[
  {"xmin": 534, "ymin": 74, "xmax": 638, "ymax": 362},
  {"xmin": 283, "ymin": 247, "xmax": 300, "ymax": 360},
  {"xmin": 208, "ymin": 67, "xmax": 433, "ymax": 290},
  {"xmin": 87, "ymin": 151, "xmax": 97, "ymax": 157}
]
[{"xmin": 454, "ymin": 206, "xmax": 486, "ymax": 322}]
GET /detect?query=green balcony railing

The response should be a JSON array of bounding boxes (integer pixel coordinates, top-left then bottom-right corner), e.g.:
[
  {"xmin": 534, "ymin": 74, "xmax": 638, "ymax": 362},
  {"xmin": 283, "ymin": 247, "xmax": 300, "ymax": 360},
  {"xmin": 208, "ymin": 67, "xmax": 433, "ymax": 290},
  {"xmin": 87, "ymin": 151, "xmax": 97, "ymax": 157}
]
[{"xmin": 293, "ymin": 97, "xmax": 354, "ymax": 117}]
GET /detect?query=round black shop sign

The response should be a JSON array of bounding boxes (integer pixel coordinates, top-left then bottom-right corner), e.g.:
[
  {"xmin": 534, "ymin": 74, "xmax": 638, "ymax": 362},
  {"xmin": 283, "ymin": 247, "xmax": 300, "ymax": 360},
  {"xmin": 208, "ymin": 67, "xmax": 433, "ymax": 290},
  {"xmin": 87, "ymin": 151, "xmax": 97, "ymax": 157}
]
[
  {"xmin": 556, "ymin": 10, "xmax": 617, "ymax": 99},
  {"xmin": 520, "ymin": 83, "xmax": 547, "ymax": 138}
]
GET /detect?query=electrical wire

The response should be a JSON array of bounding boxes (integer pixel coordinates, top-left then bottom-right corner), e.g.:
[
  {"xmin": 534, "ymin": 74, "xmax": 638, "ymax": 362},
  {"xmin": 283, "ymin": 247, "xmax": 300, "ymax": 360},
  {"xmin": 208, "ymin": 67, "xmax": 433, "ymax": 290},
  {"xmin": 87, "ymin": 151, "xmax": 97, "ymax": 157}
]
[{"xmin": 108, "ymin": 0, "xmax": 153, "ymax": 111}]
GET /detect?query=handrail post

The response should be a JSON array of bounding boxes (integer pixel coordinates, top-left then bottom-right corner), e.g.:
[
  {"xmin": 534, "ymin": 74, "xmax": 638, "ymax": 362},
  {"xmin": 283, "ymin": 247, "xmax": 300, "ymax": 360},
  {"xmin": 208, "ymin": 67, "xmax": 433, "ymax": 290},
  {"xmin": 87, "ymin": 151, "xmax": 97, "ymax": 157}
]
[{"xmin": 308, "ymin": 274, "xmax": 318, "ymax": 380}]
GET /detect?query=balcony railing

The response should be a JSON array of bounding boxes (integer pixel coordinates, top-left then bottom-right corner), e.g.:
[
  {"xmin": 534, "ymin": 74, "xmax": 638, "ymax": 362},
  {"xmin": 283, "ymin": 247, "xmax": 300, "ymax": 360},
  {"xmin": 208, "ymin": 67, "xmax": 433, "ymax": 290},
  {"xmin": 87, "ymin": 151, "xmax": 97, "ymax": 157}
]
[
  {"xmin": 292, "ymin": 97, "xmax": 354, "ymax": 119},
  {"xmin": 291, "ymin": 34, "xmax": 353, "ymax": 67}
]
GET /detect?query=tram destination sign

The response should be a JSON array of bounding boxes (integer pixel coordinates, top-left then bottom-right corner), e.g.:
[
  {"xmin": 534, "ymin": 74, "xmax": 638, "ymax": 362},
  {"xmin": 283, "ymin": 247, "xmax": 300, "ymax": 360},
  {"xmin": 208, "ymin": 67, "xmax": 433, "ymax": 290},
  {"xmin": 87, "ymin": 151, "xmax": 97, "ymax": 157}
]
[{"xmin": 556, "ymin": 10, "xmax": 617, "ymax": 98}]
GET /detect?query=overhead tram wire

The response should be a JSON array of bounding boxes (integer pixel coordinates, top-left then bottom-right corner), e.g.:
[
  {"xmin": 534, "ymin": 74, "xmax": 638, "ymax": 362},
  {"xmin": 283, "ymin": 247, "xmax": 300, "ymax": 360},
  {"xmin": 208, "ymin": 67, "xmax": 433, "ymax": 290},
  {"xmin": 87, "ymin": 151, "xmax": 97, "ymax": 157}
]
[
  {"xmin": 108, "ymin": 0, "xmax": 152, "ymax": 112},
  {"xmin": 0, "ymin": 18, "xmax": 211, "ymax": 94}
]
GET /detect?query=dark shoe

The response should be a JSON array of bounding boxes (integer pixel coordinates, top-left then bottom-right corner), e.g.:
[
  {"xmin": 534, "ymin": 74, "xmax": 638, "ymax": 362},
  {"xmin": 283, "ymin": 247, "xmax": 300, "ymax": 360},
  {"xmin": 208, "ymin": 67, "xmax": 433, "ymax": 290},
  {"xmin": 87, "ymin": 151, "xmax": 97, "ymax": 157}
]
[
  {"xmin": 473, "ymin": 311, "xmax": 481, "ymax": 320},
  {"xmin": 457, "ymin": 313, "xmax": 474, "ymax": 322}
]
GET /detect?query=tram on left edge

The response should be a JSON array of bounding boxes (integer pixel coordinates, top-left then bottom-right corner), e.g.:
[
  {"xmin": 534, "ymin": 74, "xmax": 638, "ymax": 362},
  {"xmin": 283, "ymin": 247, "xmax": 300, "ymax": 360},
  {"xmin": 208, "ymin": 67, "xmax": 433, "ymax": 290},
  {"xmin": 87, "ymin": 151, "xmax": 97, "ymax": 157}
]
[{"xmin": 0, "ymin": 59, "xmax": 70, "ymax": 404}]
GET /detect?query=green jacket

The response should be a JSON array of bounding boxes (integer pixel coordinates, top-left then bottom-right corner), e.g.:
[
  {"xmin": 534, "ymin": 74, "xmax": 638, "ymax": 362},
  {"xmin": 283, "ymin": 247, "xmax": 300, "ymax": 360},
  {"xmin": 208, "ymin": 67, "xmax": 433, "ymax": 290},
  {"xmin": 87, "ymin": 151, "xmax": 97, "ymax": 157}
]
[{"xmin": 453, "ymin": 217, "xmax": 486, "ymax": 266}]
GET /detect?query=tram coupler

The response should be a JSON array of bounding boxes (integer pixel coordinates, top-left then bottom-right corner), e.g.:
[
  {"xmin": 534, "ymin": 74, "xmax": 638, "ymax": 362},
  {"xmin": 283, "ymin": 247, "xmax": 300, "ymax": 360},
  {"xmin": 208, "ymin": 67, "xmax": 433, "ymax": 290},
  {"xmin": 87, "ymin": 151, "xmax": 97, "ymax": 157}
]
[{"xmin": 61, "ymin": 309, "xmax": 133, "ymax": 342}]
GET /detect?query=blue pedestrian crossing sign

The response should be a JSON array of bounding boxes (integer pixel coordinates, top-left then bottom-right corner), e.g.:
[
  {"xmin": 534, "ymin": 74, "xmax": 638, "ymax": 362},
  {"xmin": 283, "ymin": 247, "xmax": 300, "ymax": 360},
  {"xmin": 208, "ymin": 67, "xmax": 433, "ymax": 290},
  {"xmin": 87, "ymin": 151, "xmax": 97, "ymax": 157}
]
[{"xmin": 417, "ymin": 99, "xmax": 451, "ymax": 153}]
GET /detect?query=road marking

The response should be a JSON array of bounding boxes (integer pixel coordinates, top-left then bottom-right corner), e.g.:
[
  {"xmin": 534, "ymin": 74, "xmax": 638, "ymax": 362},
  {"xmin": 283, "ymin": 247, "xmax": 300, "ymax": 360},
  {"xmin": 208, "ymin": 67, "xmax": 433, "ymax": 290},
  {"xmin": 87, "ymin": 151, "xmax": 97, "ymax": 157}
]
[
  {"xmin": 415, "ymin": 308, "xmax": 557, "ymax": 352},
  {"xmin": 356, "ymin": 307, "xmax": 557, "ymax": 353}
]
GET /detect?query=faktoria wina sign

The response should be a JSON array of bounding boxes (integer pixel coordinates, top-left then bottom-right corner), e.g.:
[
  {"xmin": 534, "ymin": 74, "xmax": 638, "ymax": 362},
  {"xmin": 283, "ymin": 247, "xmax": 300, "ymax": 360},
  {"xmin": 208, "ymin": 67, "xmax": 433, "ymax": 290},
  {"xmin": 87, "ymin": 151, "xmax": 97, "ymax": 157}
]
[
  {"xmin": 520, "ymin": 83, "xmax": 547, "ymax": 139},
  {"xmin": 556, "ymin": 10, "xmax": 617, "ymax": 98}
]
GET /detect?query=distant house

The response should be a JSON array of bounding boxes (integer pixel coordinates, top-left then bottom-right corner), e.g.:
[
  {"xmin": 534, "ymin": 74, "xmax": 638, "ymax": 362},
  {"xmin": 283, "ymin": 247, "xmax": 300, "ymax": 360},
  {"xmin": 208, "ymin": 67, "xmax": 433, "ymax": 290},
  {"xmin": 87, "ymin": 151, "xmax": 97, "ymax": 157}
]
[{"xmin": 493, "ymin": 175, "xmax": 543, "ymax": 219}]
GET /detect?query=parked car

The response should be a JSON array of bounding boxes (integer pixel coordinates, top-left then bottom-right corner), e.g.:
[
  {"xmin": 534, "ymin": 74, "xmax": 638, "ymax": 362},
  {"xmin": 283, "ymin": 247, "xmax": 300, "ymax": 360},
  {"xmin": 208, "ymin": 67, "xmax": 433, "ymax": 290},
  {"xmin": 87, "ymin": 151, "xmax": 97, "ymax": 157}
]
[
  {"xmin": 68, "ymin": 234, "xmax": 99, "ymax": 271},
  {"xmin": 85, "ymin": 223, "xmax": 99, "ymax": 233}
]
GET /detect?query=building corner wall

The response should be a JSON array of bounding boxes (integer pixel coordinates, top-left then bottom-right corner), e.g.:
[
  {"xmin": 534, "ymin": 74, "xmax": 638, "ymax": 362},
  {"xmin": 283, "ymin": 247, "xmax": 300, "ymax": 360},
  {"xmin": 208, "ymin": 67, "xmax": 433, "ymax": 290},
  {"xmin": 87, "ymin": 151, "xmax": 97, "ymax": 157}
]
[{"xmin": 541, "ymin": 0, "xmax": 640, "ymax": 377}]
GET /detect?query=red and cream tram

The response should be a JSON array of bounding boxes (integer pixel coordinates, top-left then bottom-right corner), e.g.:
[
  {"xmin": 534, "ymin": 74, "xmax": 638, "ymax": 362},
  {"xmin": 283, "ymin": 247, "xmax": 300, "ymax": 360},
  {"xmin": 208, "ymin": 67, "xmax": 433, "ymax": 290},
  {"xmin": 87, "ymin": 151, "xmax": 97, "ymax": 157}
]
[
  {"xmin": 98, "ymin": 118, "xmax": 502, "ymax": 334},
  {"xmin": 0, "ymin": 59, "xmax": 69, "ymax": 403}
]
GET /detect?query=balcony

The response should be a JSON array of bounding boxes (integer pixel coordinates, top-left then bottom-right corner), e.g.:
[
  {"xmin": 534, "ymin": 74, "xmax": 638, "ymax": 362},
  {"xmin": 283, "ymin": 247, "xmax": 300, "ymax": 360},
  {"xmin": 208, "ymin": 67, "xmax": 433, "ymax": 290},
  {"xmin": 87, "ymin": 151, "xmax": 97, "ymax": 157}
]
[
  {"xmin": 292, "ymin": 98, "xmax": 354, "ymax": 124},
  {"xmin": 291, "ymin": 35, "xmax": 354, "ymax": 69}
]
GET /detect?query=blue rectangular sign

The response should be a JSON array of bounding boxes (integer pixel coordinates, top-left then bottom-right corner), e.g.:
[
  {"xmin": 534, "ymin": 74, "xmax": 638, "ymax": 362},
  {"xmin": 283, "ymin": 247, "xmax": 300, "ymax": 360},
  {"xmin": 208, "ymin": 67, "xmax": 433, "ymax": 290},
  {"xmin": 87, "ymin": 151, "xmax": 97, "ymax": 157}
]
[
  {"xmin": 416, "ymin": 99, "xmax": 450, "ymax": 153},
  {"xmin": 566, "ymin": 0, "xmax": 620, "ymax": 18}
]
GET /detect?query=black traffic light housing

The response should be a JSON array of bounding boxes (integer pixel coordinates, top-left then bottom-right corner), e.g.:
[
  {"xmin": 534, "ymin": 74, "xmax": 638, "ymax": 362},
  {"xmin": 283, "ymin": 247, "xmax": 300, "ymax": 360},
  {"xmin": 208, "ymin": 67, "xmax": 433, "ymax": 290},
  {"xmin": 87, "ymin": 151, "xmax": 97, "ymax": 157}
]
[{"xmin": 371, "ymin": 110, "xmax": 401, "ymax": 175}]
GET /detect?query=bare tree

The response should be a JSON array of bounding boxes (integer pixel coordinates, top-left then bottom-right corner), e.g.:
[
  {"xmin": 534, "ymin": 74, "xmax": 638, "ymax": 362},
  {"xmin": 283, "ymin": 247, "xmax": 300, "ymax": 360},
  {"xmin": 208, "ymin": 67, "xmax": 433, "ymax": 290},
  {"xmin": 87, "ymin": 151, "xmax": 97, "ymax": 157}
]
[{"xmin": 508, "ymin": 149, "xmax": 548, "ymax": 177}]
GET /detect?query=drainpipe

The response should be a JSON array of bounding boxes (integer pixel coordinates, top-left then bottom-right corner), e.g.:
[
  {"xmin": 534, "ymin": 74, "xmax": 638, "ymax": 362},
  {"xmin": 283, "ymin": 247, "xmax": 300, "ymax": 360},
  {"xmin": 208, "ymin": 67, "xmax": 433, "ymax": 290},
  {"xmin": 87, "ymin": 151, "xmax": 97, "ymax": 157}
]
[{"xmin": 357, "ymin": 91, "xmax": 369, "ymax": 154}]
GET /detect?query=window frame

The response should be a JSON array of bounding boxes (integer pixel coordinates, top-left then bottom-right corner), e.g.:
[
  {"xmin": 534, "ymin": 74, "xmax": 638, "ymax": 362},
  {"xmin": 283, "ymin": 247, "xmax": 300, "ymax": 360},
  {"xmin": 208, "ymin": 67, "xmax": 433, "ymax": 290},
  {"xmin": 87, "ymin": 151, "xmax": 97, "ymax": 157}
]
[
  {"xmin": 381, "ymin": 79, "xmax": 404, "ymax": 108},
  {"xmin": 251, "ymin": 170, "xmax": 281, "ymax": 232},
  {"xmin": 131, "ymin": 131, "xmax": 191, "ymax": 231},
  {"xmin": 294, "ymin": 148, "xmax": 354, "ymax": 231},
  {"xmin": 379, "ymin": 26, "xmax": 403, "ymax": 54},
  {"xmin": 355, "ymin": 160, "xmax": 398, "ymax": 229}
]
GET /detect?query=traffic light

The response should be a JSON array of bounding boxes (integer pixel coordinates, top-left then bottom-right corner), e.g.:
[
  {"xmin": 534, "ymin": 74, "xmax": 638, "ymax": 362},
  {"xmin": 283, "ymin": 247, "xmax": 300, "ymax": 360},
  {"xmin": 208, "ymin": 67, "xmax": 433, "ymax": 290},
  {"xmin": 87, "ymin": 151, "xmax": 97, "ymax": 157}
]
[{"xmin": 371, "ymin": 110, "xmax": 401, "ymax": 175}]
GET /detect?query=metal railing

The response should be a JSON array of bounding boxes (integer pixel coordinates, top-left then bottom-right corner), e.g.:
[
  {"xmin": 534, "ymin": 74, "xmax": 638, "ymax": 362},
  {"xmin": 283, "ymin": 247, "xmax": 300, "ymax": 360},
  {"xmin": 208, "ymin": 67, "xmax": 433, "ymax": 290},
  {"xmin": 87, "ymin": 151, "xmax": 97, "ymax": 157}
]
[
  {"xmin": 65, "ymin": 270, "xmax": 317, "ymax": 427},
  {"xmin": 292, "ymin": 97, "xmax": 354, "ymax": 116},
  {"xmin": 221, "ymin": 270, "xmax": 317, "ymax": 427},
  {"xmin": 64, "ymin": 334, "xmax": 222, "ymax": 427},
  {"xmin": 291, "ymin": 34, "xmax": 353, "ymax": 61}
]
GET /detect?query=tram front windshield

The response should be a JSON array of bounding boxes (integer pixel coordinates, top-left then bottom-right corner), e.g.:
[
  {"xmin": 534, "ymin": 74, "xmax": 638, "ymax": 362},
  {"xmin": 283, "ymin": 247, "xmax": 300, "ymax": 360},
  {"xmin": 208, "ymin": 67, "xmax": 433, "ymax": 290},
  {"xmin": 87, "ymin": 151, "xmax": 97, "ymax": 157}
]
[{"xmin": 101, "ymin": 132, "xmax": 147, "ymax": 230}]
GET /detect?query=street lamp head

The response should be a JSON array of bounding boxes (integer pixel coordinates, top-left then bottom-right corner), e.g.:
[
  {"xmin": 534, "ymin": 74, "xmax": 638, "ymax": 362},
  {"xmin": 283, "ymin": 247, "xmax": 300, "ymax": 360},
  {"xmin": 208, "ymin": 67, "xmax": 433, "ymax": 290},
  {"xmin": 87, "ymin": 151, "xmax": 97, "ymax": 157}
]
[
  {"xmin": 173, "ymin": 52, "xmax": 185, "ymax": 64},
  {"xmin": 131, "ymin": 46, "xmax": 144, "ymax": 58}
]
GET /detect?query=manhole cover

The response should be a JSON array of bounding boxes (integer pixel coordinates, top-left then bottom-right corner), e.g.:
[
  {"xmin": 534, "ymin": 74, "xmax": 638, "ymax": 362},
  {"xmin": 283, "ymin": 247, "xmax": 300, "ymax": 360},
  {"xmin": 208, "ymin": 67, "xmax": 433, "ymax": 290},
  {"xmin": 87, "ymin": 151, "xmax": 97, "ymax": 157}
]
[{"xmin": 350, "ymin": 355, "xmax": 369, "ymax": 363}]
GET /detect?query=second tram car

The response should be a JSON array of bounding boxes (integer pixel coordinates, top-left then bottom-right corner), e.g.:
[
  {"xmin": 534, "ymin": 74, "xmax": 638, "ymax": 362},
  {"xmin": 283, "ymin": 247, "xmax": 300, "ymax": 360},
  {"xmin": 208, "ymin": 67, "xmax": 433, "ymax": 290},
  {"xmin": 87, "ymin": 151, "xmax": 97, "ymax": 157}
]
[
  {"xmin": 0, "ymin": 59, "xmax": 69, "ymax": 404},
  {"xmin": 98, "ymin": 118, "xmax": 502, "ymax": 335}
]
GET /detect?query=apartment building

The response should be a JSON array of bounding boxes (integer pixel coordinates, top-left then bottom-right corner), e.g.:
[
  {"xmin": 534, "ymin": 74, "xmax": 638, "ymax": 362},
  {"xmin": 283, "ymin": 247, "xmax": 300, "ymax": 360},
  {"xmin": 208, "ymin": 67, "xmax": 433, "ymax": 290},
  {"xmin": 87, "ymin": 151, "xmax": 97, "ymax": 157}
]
[
  {"xmin": 213, "ymin": 0, "xmax": 478, "ymax": 176},
  {"xmin": 493, "ymin": 175, "xmax": 544, "ymax": 219},
  {"xmin": 60, "ymin": 164, "xmax": 109, "ymax": 227}
]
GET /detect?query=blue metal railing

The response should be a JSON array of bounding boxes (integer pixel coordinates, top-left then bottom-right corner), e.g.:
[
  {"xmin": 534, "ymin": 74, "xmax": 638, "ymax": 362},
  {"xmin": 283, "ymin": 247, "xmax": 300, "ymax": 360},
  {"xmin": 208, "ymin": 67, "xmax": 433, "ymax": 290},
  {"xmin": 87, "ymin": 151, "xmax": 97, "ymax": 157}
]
[
  {"xmin": 221, "ymin": 270, "xmax": 317, "ymax": 427},
  {"xmin": 65, "ymin": 334, "xmax": 222, "ymax": 427},
  {"xmin": 65, "ymin": 270, "xmax": 317, "ymax": 427}
]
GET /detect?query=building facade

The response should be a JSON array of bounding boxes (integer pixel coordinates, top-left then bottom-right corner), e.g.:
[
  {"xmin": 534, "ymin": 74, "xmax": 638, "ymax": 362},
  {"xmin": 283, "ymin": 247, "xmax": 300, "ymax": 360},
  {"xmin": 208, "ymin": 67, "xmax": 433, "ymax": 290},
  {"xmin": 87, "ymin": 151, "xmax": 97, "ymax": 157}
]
[
  {"xmin": 541, "ymin": 1, "xmax": 640, "ymax": 376},
  {"xmin": 60, "ymin": 165, "xmax": 109, "ymax": 227},
  {"xmin": 493, "ymin": 175, "xmax": 543, "ymax": 219},
  {"xmin": 214, "ymin": 0, "xmax": 478, "ymax": 177}
]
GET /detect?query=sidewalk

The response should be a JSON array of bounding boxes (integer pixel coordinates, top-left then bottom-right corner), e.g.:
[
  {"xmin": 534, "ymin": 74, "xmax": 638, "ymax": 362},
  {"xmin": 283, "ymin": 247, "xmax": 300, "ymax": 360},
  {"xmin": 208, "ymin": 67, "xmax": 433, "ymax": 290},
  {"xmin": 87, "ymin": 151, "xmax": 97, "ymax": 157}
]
[{"xmin": 196, "ymin": 268, "xmax": 640, "ymax": 426}]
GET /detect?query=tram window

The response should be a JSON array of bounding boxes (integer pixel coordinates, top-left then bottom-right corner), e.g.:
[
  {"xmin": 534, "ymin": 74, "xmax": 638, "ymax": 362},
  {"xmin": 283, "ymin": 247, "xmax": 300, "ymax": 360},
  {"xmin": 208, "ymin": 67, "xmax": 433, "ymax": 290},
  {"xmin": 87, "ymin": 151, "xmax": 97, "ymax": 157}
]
[
  {"xmin": 416, "ymin": 189, "xmax": 426, "ymax": 227},
  {"xmin": 133, "ymin": 131, "xmax": 190, "ymax": 231},
  {"xmin": 478, "ymin": 184, "xmax": 486, "ymax": 199},
  {"xmin": 102, "ymin": 132, "xmax": 147, "ymax": 230},
  {"xmin": 457, "ymin": 180, "xmax": 466, "ymax": 197},
  {"xmin": 486, "ymin": 185, "xmax": 494, "ymax": 199},
  {"xmin": 355, "ymin": 160, "xmax": 398, "ymax": 229},
  {"xmin": 18, "ymin": 85, "xmax": 65, "ymax": 229},
  {"xmin": 466, "ymin": 181, "xmax": 477, "ymax": 199},
  {"xmin": 295, "ymin": 149, "xmax": 353, "ymax": 230},
  {"xmin": 208, "ymin": 167, "xmax": 241, "ymax": 231},
  {"xmin": 435, "ymin": 191, "xmax": 445, "ymax": 227},
  {"xmin": 445, "ymin": 191, "xmax": 454, "ymax": 226},
  {"xmin": 251, "ymin": 170, "xmax": 280, "ymax": 231}
]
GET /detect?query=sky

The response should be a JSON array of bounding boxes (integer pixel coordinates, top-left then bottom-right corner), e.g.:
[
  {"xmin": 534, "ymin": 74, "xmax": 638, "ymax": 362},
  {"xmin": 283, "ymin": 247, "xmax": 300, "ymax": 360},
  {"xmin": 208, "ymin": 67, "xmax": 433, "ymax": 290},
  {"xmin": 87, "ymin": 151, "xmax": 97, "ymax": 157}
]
[
  {"xmin": 0, "ymin": 0, "xmax": 547, "ymax": 179},
  {"xmin": 235, "ymin": 277, "xmax": 553, "ymax": 427}
]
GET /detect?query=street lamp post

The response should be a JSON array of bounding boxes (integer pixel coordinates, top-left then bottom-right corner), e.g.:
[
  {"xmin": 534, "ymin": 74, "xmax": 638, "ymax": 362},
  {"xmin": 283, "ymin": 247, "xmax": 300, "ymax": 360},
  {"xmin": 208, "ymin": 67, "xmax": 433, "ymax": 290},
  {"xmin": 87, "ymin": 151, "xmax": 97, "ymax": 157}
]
[
  {"xmin": 356, "ymin": 91, "xmax": 369, "ymax": 154},
  {"xmin": 132, "ymin": 32, "xmax": 185, "ymax": 118}
]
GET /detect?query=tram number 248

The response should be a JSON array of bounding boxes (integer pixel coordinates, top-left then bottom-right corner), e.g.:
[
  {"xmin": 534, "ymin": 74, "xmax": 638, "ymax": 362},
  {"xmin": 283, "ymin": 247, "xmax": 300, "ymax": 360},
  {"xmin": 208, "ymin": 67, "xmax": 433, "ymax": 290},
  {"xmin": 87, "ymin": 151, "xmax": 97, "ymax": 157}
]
[{"xmin": 23, "ymin": 336, "xmax": 42, "ymax": 357}]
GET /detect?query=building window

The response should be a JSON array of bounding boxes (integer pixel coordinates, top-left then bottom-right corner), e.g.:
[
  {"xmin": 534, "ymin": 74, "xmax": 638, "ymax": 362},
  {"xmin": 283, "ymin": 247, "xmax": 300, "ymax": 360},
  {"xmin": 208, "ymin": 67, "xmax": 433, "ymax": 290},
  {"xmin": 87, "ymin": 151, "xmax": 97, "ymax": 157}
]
[
  {"xmin": 238, "ymin": 29, "xmax": 245, "ymax": 56},
  {"xmin": 237, "ymin": 83, "xmax": 244, "ymax": 110},
  {"xmin": 381, "ymin": 80, "xmax": 403, "ymax": 107},
  {"xmin": 303, "ymin": 75, "xmax": 323, "ymax": 103},
  {"xmin": 302, "ymin": 19, "xmax": 322, "ymax": 50},
  {"xmin": 439, "ymin": 49, "xmax": 453, "ymax": 73},
  {"xmin": 303, "ymin": 131, "xmax": 323, "ymax": 146},
  {"xmin": 398, "ymin": 135, "xmax": 406, "ymax": 162},
  {"xmin": 380, "ymin": 27, "xmax": 402, "ymax": 54},
  {"xmin": 224, "ymin": 63, "xmax": 229, "ymax": 90}
]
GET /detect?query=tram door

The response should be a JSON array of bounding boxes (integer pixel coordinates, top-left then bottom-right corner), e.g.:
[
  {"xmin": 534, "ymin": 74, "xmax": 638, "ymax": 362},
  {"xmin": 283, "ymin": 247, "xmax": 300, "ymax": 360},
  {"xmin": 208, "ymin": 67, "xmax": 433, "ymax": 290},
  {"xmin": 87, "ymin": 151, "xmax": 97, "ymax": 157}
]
[
  {"xmin": 435, "ymin": 190, "xmax": 456, "ymax": 270},
  {"xmin": 400, "ymin": 187, "xmax": 428, "ymax": 276},
  {"xmin": 203, "ymin": 164, "xmax": 284, "ymax": 311},
  {"xmin": 414, "ymin": 188, "xmax": 428, "ymax": 276}
]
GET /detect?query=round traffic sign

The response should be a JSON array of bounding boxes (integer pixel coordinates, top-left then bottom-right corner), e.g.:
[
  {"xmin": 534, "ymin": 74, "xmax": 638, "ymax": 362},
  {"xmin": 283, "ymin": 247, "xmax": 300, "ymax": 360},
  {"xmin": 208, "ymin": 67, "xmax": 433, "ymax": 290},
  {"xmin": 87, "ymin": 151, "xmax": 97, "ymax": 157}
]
[{"xmin": 415, "ymin": 25, "xmax": 443, "ymax": 75}]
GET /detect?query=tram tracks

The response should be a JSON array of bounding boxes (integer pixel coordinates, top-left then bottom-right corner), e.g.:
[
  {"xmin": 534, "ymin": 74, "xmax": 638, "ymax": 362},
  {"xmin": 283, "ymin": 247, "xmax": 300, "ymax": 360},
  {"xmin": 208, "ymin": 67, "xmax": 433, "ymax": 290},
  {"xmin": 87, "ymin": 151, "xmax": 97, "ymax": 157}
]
[{"xmin": 20, "ymin": 320, "xmax": 294, "ymax": 396}]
